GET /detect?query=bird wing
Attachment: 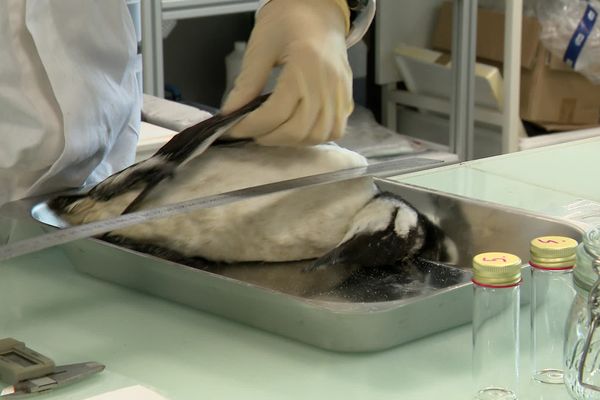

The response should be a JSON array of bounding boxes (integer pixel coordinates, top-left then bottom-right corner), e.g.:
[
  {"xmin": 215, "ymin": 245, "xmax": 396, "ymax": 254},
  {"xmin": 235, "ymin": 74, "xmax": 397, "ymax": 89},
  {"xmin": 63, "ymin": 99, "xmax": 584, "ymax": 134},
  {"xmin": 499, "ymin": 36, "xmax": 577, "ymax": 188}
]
[{"xmin": 87, "ymin": 94, "xmax": 270, "ymax": 213}]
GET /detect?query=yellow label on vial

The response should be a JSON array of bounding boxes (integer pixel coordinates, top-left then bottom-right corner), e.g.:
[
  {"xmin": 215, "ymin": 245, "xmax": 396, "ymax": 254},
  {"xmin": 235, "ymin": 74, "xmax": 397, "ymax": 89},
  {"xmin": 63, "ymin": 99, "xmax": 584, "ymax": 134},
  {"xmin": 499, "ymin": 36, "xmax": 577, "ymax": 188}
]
[
  {"xmin": 473, "ymin": 252, "xmax": 521, "ymax": 268},
  {"xmin": 472, "ymin": 252, "xmax": 522, "ymax": 286},
  {"xmin": 530, "ymin": 236, "xmax": 577, "ymax": 255},
  {"xmin": 530, "ymin": 236, "xmax": 577, "ymax": 269}
]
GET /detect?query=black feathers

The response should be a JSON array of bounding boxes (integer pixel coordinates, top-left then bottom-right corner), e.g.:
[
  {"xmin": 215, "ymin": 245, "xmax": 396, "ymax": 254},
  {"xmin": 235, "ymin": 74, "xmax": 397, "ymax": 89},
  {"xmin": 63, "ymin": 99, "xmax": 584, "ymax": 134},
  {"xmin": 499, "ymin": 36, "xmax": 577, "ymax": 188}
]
[
  {"xmin": 309, "ymin": 192, "xmax": 451, "ymax": 271},
  {"xmin": 64, "ymin": 93, "xmax": 271, "ymax": 212}
]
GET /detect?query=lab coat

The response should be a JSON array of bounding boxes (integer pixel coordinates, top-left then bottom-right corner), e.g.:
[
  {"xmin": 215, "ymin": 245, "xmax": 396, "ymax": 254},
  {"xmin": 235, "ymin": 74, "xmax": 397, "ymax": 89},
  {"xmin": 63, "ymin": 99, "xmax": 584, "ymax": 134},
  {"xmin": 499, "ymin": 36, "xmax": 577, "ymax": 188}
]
[{"xmin": 0, "ymin": 0, "xmax": 141, "ymax": 206}]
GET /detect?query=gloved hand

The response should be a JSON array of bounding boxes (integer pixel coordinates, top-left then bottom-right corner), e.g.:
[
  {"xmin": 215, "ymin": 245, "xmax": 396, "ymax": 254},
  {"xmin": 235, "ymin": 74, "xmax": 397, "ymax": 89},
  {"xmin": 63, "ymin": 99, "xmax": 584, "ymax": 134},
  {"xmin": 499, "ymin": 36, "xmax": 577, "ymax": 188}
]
[{"xmin": 221, "ymin": 0, "xmax": 353, "ymax": 146}]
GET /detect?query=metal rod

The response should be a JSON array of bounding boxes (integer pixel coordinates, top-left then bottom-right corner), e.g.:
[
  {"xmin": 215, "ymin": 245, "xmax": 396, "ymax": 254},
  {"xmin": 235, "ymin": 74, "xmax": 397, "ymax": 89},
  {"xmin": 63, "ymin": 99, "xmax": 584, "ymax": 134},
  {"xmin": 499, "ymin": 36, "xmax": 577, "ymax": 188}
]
[
  {"xmin": 141, "ymin": 0, "xmax": 164, "ymax": 97},
  {"xmin": 450, "ymin": 0, "xmax": 478, "ymax": 161},
  {"xmin": 382, "ymin": 83, "xmax": 399, "ymax": 130},
  {"xmin": 163, "ymin": 2, "xmax": 259, "ymax": 20},
  {"xmin": 0, "ymin": 158, "xmax": 452, "ymax": 263},
  {"xmin": 503, "ymin": 0, "xmax": 523, "ymax": 153}
]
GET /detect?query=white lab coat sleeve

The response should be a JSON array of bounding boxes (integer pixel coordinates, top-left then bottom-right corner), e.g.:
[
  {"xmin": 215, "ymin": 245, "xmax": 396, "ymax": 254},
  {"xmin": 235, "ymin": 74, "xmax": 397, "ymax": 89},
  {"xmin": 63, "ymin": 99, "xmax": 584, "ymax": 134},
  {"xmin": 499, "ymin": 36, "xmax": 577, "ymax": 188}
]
[
  {"xmin": 0, "ymin": 0, "xmax": 140, "ymax": 206},
  {"xmin": 23, "ymin": 0, "xmax": 140, "ymax": 196},
  {"xmin": 257, "ymin": 0, "xmax": 375, "ymax": 47}
]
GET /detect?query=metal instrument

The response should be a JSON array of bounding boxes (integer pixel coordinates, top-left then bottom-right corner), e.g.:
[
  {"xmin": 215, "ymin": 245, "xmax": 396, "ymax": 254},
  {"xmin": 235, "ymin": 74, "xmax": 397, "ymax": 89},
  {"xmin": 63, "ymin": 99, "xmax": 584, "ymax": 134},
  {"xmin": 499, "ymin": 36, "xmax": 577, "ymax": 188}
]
[
  {"xmin": 1, "ymin": 363, "xmax": 104, "ymax": 398},
  {"xmin": 0, "ymin": 157, "xmax": 449, "ymax": 263},
  {"xmin": 0, "ymin": 338, "xmax": 103, "ymax": 398}
]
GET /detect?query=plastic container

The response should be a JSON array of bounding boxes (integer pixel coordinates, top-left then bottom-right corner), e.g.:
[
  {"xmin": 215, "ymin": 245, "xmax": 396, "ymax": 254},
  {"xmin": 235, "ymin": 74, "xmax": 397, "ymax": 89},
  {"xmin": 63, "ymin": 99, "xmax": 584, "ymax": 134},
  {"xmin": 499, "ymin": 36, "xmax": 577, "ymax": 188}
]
[
  {"xmin": 535, "ymin": 0, "xmax": 600, "ymax": 84},
  {"xmin": 529, "ymin": 236, "xmax": 578, "ymax": 385},
  {"xmin": 472, "ymin": 252, "xmax": 522, "ymax": 400}
]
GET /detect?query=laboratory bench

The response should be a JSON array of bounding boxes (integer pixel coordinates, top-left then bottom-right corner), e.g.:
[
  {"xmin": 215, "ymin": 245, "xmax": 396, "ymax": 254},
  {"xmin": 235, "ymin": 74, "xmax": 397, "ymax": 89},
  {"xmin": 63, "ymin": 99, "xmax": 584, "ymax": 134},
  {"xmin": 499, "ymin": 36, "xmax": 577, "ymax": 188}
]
[{"xmin": 2, "ymin": 137, "xmax": 599, "ymax": 399}]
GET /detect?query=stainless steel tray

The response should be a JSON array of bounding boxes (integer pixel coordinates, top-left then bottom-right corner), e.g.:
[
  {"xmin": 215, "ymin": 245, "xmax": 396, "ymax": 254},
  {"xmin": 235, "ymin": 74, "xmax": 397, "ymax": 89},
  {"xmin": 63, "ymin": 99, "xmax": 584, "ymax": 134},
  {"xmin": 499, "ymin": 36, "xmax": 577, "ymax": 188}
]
[{"xmin": 26, "ymin": 179, "xmax": 583, "ymax": 352}]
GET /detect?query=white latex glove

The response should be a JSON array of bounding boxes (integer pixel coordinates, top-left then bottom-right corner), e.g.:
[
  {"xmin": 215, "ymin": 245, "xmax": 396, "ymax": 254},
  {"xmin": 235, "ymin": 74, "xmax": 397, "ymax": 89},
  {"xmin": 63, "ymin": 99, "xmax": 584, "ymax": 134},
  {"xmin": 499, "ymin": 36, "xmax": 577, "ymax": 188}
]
[{"xmin": 221, "ymin": 0, "xmax": 353, "ymax": 146}]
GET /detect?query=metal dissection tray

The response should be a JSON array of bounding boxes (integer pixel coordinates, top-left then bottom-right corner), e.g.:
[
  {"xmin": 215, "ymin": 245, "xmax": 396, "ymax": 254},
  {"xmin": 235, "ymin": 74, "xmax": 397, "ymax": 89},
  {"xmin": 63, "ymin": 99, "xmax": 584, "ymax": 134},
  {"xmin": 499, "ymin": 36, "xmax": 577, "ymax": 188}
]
[{"xmin": 27, "ymin": 180, "xmax": 583, "ymax": 352}]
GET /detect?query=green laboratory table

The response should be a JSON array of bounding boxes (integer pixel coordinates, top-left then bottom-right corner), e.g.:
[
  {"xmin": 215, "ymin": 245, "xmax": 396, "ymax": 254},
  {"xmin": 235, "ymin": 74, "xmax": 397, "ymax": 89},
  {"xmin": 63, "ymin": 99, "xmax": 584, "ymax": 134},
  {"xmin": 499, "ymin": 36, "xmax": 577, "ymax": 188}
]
[{"xmin": 2, "ymin": 137, "xmax": 599, "ymax": 400}]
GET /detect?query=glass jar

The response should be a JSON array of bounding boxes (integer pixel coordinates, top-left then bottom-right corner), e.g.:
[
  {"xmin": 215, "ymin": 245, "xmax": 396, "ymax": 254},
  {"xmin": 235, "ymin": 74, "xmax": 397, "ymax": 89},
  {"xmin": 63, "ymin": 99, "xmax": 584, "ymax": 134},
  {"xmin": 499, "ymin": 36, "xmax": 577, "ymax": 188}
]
[{"xmin": 565, "ymin": 228, "xmax": 600, "ymax": 399}]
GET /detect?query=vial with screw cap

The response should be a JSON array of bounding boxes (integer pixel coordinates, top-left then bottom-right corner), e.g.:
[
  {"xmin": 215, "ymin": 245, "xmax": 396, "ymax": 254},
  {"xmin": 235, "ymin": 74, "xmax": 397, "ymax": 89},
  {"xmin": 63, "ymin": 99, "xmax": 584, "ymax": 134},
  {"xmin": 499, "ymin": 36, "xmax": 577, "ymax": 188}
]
[
  {"xmin": 529, "ymin": 236, "xmax": 577, "ymax": 385},
  {"xmin": 472, "ymin": 252, "xmax": 522, "ymax": 400}
]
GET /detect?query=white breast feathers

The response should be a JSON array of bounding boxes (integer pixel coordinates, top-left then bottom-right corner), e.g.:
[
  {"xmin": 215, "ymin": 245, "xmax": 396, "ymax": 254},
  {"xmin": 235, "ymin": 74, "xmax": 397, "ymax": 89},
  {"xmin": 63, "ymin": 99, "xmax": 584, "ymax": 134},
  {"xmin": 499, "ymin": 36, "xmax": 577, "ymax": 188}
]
[{"xmin": 61, "ymin": 142, "xmax": 379, "ymax": 263}]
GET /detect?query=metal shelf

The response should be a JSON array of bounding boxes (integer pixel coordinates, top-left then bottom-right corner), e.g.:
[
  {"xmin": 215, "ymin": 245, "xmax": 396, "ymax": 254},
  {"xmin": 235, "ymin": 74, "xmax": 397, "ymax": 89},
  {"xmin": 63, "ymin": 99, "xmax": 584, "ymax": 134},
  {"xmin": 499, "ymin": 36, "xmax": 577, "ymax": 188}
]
[
  {"xmin": 376, "ymin": 0, "xmax": 523, "ymax": 160},
  {"xmin": 141, "ymin": 0, "xmax": 259, "ymax": 97},
  {"xmin": 162, "ymin": 0, "xmax": 259, "ymax": 20}
]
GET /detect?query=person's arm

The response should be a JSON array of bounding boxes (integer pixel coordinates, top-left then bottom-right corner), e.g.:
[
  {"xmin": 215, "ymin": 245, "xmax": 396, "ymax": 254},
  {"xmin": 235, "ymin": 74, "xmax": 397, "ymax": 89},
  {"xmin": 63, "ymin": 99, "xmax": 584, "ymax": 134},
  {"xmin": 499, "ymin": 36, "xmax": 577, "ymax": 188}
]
[{"xmin": 221, "ymin": 0, "xmax": 376, "ymax": 147}]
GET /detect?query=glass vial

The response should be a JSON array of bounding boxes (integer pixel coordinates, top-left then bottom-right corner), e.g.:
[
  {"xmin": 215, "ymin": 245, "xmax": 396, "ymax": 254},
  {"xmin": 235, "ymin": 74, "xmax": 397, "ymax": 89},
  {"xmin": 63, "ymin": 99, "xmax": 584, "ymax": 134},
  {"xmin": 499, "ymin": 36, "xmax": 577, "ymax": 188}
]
[
  {"xmin": 472, "ymin": 252, "xmax": 522, "ymax": 400},
  {"xmin": 529, "ymin": 236, "xmax": 577, "ymax": 385}
]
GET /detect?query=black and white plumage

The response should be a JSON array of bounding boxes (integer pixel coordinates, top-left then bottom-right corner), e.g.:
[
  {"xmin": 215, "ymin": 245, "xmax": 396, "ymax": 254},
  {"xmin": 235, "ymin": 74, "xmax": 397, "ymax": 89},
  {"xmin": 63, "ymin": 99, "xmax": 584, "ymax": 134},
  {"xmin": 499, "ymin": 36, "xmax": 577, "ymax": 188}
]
[{"xmin": 49, "ymin": 96, "xmax": 455, "ymax": 295}]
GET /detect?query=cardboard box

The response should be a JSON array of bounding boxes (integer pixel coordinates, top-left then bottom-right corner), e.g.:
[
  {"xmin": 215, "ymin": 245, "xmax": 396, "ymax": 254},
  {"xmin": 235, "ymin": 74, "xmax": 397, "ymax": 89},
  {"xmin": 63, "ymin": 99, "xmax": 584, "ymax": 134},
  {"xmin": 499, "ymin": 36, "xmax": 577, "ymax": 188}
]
[
  {"xmin": 431, "ymin": 2, "xmax": 600, "ymax": 129},
  {"xmin": 394, "ymin": 44, "xmax": 503, "ymax": 110}
]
